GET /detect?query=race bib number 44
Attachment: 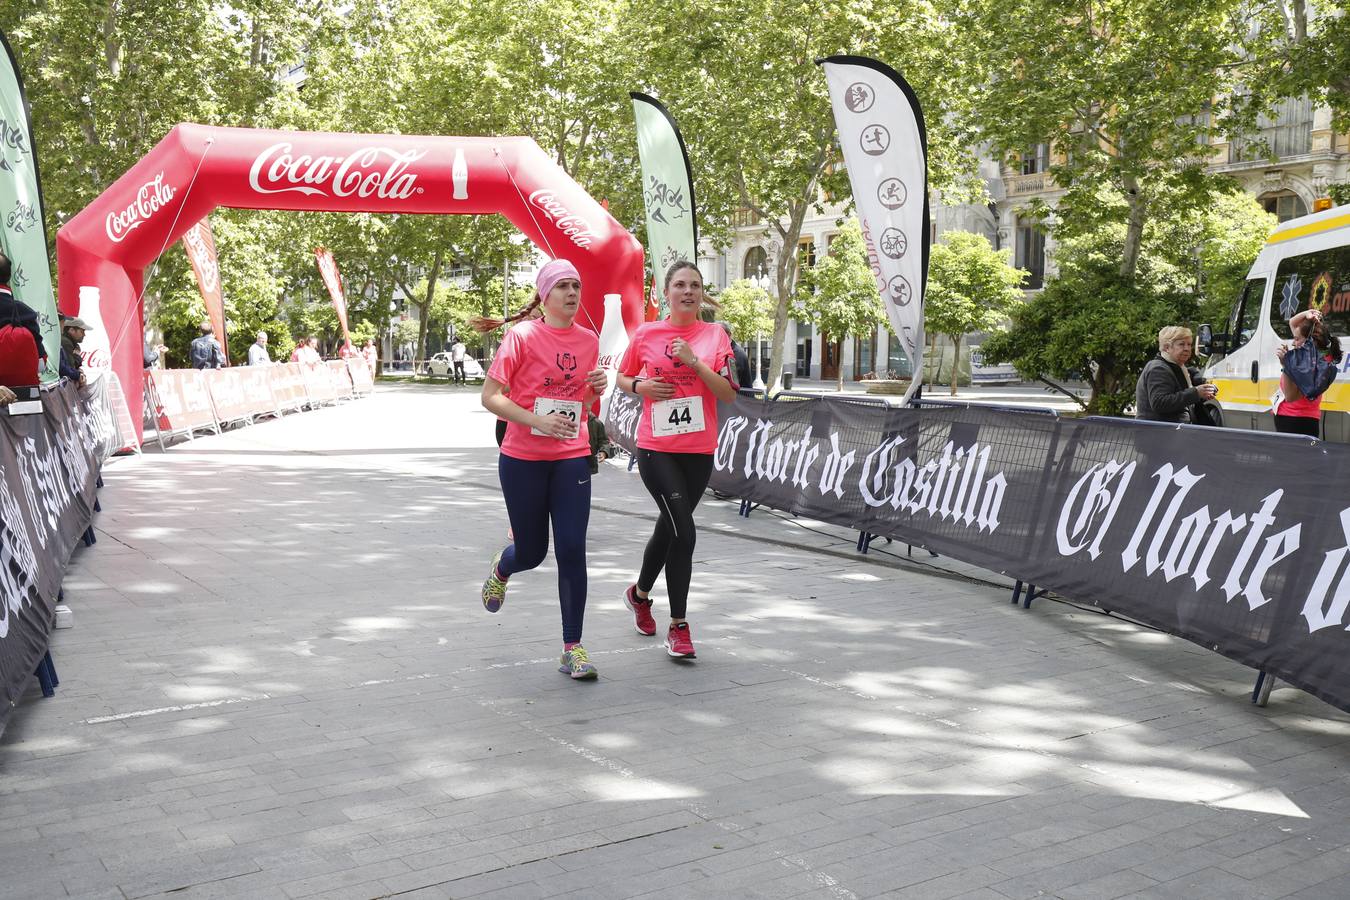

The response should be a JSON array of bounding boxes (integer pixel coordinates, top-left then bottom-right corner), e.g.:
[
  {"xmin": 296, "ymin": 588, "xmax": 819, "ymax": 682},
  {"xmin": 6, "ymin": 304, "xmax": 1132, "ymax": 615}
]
[
  {"xmin": 531, "ymin": 398, "xmax": 582, "ymax": 436},
  {"xmin": 652, "ymin": 396, "xmax": 705, "ymax": 437}
]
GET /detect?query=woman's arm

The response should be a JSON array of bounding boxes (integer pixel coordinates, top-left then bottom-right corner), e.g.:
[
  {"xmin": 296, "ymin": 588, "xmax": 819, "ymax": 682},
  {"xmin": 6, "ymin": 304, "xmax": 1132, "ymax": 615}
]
[{"xmin": 689, "ymin": 359, "xmax": 737, "ymax": 402}]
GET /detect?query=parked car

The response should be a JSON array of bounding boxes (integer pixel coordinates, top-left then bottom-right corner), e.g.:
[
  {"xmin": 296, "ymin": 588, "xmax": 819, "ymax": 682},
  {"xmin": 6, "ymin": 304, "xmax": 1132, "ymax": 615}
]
[{"xmin": 423, "ymin": 352, "xmax": 485, "ymax": 381}]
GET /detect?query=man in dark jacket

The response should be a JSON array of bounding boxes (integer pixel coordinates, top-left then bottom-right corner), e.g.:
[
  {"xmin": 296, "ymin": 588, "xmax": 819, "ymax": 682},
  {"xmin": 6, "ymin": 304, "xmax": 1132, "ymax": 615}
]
[
  {"xmin": 1135, "ymin": 326, "xmax": 1217, "ymax": 423},
  {"xmin": 718, "ymin": 321, "xmax": 754, "ymax": 389},
  {"xmin": 60, "ymin": 316, "xmax": 93, "ymax": 386},
  {"xmin": 190, "ymin": 322, "xmax": 226, "ymax": 369}
]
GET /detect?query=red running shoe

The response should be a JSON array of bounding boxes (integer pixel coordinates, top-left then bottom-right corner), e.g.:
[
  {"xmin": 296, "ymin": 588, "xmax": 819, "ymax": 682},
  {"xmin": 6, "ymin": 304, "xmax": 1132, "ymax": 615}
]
[
  {"xmin": 623, "ymin": 585, "xmax": 657, "ymax": 636},
  {"xmin": 665, "ymin": 622, "xmax": 696, "ymax": 658}
]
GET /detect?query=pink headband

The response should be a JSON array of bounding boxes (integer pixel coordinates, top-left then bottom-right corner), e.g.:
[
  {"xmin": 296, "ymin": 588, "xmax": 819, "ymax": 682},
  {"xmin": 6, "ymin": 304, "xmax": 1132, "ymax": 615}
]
[{"xmin": 536, "ymin": 258, "xmax": 581, "ymax": 303}]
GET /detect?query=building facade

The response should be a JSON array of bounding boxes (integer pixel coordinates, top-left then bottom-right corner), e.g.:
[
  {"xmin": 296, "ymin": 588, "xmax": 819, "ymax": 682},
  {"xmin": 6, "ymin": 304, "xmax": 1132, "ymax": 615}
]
[{"xmin": 702, "ymin": 100, "xmax": 1350, "ymax": 383}]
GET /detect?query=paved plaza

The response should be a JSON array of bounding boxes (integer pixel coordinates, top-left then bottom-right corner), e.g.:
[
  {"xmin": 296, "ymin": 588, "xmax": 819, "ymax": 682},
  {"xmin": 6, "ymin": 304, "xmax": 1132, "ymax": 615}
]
[{"xmin": 7, "ymin": 384, "xmax": 1350, "ymax": 900}]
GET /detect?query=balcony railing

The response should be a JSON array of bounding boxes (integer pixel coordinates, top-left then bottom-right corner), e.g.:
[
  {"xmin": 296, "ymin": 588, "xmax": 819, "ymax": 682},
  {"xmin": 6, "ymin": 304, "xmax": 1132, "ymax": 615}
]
[{"xmin": 1004, "ymin": 172, "xmax": 1054, "ymax": 196}]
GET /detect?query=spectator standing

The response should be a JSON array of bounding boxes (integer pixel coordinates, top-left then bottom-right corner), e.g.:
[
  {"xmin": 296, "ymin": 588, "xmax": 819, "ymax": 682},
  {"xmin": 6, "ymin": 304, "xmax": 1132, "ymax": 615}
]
[
  {"xmin": 1134, "ymin": 326, "xmax": 1216, "ymax": 423},
  {"xmin": 718, "ymin": 321, "xmax": 753, "ymax": 390},
  {"xmin": 302, "ymin": 336, "xmax": 321, "ymax": 365},
  {"xmin": 1274, "ymin": 308, "xmax": 1341, "ymax": 437},
  {"xmin": 362, "ymin": 339, "xmax": 378, "ymax": 375},
  {"xmin": 0, "ymin": 252, "xmax": 45, "ymax": 384},
  {"xmin": 248, "ymin": 331, "xmax": 272, "ymax": 366},
  {"xmin": 60, "ymin": 317, "xmax": 91, "ymax": 385},
  {"xmin": 189, "ymin": 322, "xmax": 226, "ymax": 370},
  {"xmin": 451, "ymin": 338, "xmax": 468, "ymax": 384}
]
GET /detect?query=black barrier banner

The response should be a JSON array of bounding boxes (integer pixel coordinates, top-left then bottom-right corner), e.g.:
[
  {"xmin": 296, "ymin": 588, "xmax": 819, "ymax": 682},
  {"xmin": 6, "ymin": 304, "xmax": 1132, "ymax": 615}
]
[
  {"xmin": 0, "ymin": 383, "xmax": 107, "ymax": 731},
  {"xmin": 607, "ymin": 390, "xmax": 1350, "ymax": 713}
]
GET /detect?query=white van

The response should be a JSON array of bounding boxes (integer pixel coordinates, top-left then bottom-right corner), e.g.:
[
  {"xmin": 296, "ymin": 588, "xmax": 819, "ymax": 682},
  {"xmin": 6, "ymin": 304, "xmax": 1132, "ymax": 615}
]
[{"xmin": 1201, "ymin": 206, "xmax": 1350, "ymax": 441}]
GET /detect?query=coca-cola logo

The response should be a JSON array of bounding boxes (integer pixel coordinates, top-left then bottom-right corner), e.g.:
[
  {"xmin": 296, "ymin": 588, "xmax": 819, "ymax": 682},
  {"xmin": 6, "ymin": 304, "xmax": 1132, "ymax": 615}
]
[
  {"xmin": 249, "ymin": 142, "xmax": 426, "ymax": 200},
  {"xmin": 105, "ymin": 173, "xmax": 176, "ymax": 244},
  {"xmin": 183, "ymin": 224, "xmax": 219, "ymax": 292},
  {"xmin": 528, "ymin": 189, "xmax": 597, "ymax": 248}
]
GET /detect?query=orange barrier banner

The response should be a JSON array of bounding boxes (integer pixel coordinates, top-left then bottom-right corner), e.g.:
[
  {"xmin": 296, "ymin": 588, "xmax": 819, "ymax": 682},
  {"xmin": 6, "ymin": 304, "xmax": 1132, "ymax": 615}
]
[
  {"xmin": 204, "ymin": 369, "xmax": 253, "ymax": 425},
  {"xmin": 269, "ymin": 363, "xmax": 309, "ymax": 411},
  {"xmin": 236, "ymin": 366, "xmax": 281, "ymax": 419},
  {"xmin": 302, "ymin": 361, "xmax": 337, "ymax": 405},
  {"xmin": 347, "ymin": 358, "xmax": 374, "ymax": 394},
  {"xmin": 327, "ymin": 360, "xmax": 354, "ymax": 400},
  {"xmin": 144, "ymin": 369, "xmax": 218, "ymax": 439}
]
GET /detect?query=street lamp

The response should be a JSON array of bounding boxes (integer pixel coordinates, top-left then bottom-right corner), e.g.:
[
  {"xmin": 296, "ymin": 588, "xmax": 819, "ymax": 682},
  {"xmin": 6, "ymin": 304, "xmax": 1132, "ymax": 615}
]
[{"xmin": 752, "ymin": 263, "xmax": 768, "ymax": 390}]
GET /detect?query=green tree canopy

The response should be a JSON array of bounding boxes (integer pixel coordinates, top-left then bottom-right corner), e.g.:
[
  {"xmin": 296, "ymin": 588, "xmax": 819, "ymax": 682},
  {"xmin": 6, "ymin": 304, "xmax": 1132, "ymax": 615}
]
[
  {"xmin": 981, "ymin": 187, "xmax": 1271, "ymax": 414},
  {"xmin": 798, "ymin": 219, "xmax": 886, "ymax": 391},
  {"xmin": 716, "ymin": 280, "xmax": 775, "ymax": 344},
  {"xmin": 924, "ymin": 231, "xmax": 1027, "ymax": 396}
]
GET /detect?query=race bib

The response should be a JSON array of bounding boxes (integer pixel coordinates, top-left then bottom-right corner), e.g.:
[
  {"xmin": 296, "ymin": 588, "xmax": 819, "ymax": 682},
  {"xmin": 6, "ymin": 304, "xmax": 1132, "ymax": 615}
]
[
  {"xmin": 531, "ymin": 398, "xmax": 582, "ymax": 436},
  {"xmin": 652, "ymin": 396, "xmax": 705, "ymax": 437}
]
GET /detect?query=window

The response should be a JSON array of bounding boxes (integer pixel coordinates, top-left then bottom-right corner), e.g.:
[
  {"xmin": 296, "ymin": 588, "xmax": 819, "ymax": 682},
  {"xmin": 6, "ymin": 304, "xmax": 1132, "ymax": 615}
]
[
  {"xmin": 1020, "ymin": 144, "xmax": 1049, "ymax": 175},
  {"xmin": 887, "ymin": 335, "xmax": 913, "ymax": 378},
  {"xmin": 1260, "ymin": 192, "xmax": 1308, "ymax": 223},
  {"xmin": 1268, "ymin": 248, "xmax": 1350, "ymax": 343},
  {"xmin": 732, "ymin": 207, "xmax": 762, "ymax": 227},
  {"xmin": 796, "ymin": 320, "xmax": 813, "ymax": 377},
  {"xmin": 1015, "ymin": 217, "xmax": 1045, "ymax": 289},
  {"xmin": 1231, "ymin": 97, "xmax": 1314, "ymax": 161},
  {"xmin": 798, "ymin": 239, "xmax": 817, "ymax": 271},
  {"xmin": 743, "ymin": 246, "xmax": 769, "ymax": 283},
  {"xmin": 853, "ymin": 333, "xmax": 875, "ymax": 379},
  {"xmin": 1227, "ymin": 278, "xmax": 1267, "ymax": 352}
]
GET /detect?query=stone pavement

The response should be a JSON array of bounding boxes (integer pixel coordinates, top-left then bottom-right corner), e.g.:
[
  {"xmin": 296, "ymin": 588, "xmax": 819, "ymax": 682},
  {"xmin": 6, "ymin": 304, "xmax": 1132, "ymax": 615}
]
[{"xmin": 5, "ymin": 383, "xmax": 1350, "ymax": 900}]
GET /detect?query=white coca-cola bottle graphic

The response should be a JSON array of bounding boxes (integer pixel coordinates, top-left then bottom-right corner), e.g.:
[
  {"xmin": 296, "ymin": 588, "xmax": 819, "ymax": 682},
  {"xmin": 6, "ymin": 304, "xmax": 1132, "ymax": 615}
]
[
  {"xmin": 596, "ymin": 293, "xmax": 629, "ymax": 421},
  {"xmin": 76, "ymin": 285, "xmax": 111, "ymax": 383},
  {"xmin": 452, "ymin": 148, "xmax": 468, "ymax": 200}
]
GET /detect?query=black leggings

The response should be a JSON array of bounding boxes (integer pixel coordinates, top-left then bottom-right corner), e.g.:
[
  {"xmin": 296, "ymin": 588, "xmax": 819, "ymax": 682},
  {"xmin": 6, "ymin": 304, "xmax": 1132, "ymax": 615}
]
[
  {"xmin": 1275, "ymin": 414, "xmax": 1320, "ymax": 438},
  {"xmin": 636, "ymin": 450, "xmax": 714, "ymax": 619}
]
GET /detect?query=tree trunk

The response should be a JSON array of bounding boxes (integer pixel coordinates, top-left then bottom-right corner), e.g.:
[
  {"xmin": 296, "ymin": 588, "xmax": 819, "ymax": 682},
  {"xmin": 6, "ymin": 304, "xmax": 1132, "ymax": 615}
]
[
  {"xmin": 949, "ymin": 333, "xmax": 961, "ymax": 396},
  {"xmin": 836, "ymin": 357, "xmax": 845, "ymax": 394},
  {"xmin": 1120, "ymin": 173, "xmax": 1146, "ymax": 281},
  {"xmin": 763, "ymin": 129, "xmax": 832, "ymax": 393},
  {"xmin": 416, "ymin": 247, "xmax": 445, "ymax": 365}
]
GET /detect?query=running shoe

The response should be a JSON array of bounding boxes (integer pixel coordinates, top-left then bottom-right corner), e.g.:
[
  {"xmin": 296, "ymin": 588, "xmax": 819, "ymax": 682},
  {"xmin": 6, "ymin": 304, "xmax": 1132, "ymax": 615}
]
[
  {"xmin": 482, "ymin": 549, "xmax": 508, "ymax": 613},
  {"xmin": 558, "ymin": 645, "xmax": 598, "ymax": 680},
  {"xmin": 665, "ymin": 622, "xmax": 697, "ymax": 659},
  {"xmin": 622, "ymin": 584, "xmax": 657, "ymax": 636}
]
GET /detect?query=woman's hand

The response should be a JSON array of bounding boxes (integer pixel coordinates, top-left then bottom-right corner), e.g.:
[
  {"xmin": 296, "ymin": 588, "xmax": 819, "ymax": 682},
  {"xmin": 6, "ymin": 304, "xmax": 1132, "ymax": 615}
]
[
  {"xmin": 534, "ymin": 412, "xmax": 579, "ymax": 440},
  {"xmin": 1276, "ymin": 344, "xmax": 1288, "ymax": 362},
  {"xmin": 670, "ymin": 338, "xmax": 698, "ymax": 366},
  {"xmin": 638, "ymin": 377, "xmax": 676, "ymax": 400},
  {"xmin": 585, "ymin": 368, "xmax": 608, "ymax": 394}
]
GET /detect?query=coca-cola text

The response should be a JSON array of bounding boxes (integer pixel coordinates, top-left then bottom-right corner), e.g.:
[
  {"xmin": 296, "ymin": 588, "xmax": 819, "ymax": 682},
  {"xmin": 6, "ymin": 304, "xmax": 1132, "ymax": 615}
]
[
  {"xmin": 105, "ymin": 173, "xmax": 176, "ymax": 244},
  {"xmin": 249, "ymin": 143, "xmax": 426, "ymax": 200}
]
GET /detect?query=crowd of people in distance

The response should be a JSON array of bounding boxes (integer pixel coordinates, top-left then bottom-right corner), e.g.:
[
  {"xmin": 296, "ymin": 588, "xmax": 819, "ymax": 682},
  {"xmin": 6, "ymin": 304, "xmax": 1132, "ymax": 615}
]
[{"xmin": 136, "ymin": 322, "xmax": 380, "ymax": 376}]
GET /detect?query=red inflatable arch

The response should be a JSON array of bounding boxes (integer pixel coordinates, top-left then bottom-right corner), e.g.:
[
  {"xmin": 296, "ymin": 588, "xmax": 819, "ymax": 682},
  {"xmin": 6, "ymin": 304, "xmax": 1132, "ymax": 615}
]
[{"xmin": 56, "ymin": 124, "xmax": 646, "ymax": 440}]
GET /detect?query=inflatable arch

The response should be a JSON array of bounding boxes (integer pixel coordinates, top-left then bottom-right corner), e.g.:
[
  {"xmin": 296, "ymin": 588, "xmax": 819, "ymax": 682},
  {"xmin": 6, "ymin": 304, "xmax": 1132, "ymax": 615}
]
[{"xmin": 56, "ymin": 124, "xmax": 647, "ymax": 440}]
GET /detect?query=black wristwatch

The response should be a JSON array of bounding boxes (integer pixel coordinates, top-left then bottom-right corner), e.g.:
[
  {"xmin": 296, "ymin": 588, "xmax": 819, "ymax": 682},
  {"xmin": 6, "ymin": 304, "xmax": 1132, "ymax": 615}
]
[{"xmin": 631, "ymin": 377, "xmax": 645, "ymax": 395}]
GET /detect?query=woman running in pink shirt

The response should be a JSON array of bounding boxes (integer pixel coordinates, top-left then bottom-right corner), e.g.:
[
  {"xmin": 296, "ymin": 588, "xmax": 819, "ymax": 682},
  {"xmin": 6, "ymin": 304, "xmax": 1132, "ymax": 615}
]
[
  {"xmin": 615, "ymin": 261, "xmax": 738, "ymax": 658},
  {"xmin": 476, "ymin": 259, "xmax": 608, "ymax": 679}
]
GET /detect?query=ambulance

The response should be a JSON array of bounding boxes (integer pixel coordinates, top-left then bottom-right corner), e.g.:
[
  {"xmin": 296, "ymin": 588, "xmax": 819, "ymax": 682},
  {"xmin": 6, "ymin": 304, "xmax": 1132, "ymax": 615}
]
[{"xmin": 1201, "ymin": 205, "xmax": 1350, "ymax": 441}]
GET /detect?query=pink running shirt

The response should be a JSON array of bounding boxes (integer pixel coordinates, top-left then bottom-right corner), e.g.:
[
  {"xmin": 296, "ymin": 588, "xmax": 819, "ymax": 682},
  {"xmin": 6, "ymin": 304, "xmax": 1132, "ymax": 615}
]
[
  {"xmin": 487, "ymin": 319, "xmax": 599, "ymax": 461},
  {"xmin": 618, "ymin": 319, "xmax": 736, "ymax": 454}
]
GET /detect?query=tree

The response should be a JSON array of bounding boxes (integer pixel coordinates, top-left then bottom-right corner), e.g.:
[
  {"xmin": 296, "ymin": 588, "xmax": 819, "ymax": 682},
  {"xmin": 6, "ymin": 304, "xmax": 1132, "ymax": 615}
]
[
  {"xmin": 629, "ymin": 0, "xmax": 978, "ymax": 392},
  {"xmin": 717, "ymin": 280, "xmax": 774, "ymax": 344},
  {"xmin": 797, "ymin": 220, "xmax": 887, "ymax": 392},
  {"xmin": 924, "ymin": 231, "xmax": 1027, "ymax": 396},
  {"xmin": 963, "ymin": 0, "xmax": 1251, "ymax": 281},
  {"xmin": 980, "ymin": 187, "xmax": 1272, "ymax": 414},
  {"xmin": 1244, "ymin": 0, "xmax": 1350, "ymax": 131}
]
